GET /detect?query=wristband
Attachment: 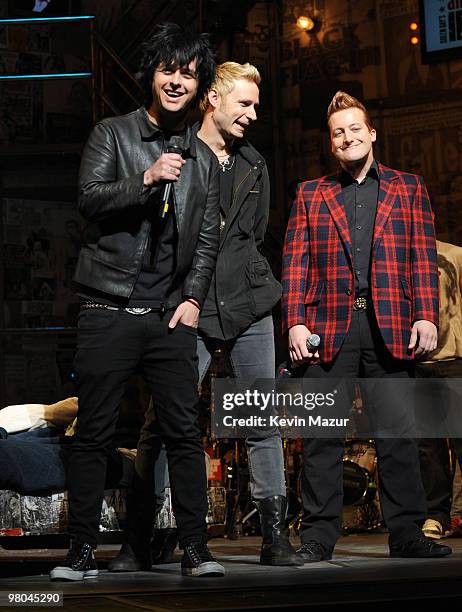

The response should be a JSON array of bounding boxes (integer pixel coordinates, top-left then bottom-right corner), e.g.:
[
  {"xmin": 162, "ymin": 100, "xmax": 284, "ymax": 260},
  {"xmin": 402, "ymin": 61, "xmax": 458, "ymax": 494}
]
[{"xmin": 186, "ymin": 298, "xmax": 201, "ymax": 309}]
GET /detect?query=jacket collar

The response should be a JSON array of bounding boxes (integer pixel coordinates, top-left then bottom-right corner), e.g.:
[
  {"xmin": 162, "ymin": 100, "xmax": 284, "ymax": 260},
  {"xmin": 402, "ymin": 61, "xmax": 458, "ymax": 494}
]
[
  {"xmin": 320, "ymin": 161, "xmax": 400, "ymax": 264},
  {"xmin": 322, "ymin": 160, "xmax": 397, "ymax": 188},
  {"xmin": 135, "ymin": 107, "xmax": 196, "ymax": 157},
  {"xmin": 234, "ymin": 139, "xmax": 265, "ymax": 169}
]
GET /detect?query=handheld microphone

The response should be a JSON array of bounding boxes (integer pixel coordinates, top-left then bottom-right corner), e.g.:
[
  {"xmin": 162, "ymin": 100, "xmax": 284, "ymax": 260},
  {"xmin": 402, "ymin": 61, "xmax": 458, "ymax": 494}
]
[
  {"xmin": 159, "ymin": 138, "xmax": 184, "ymax": 219},
  {"xmin": 306, "ymin": 334, "xmax": 321, "ymax": 352},
  {"xmin": 277, "ymin": 334, "xmax": 322, "ymax": 378}
]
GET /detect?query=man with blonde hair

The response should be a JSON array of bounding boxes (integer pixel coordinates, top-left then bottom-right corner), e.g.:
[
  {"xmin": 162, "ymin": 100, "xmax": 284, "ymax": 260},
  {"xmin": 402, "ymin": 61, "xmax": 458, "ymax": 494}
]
[
  {"xmin": 282, "ymin": 91, "xmax": 451, "ymax": 561},
  {"xmin": 195, "ymin": 62, "xmax": 301, "ymax": 566},
  {"xmin": 109, "ymin": 62, "xmax": 303, "ymax": 571}
]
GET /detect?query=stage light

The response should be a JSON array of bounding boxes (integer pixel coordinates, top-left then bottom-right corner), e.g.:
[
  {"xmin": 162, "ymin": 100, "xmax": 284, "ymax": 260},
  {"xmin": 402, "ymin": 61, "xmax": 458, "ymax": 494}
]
[
  {"xmin": 408, "ymin": 21, "xmax": 420, "ymax": 45},
  {"xmin": 0, "ymin": 72, "xmax": 92, "ymax": 80},
  {"xmin": 296, "ymin": 15, "xmax": 315, "ymax": 32},
  {"xmin": 0, "ymin": 16, "xmax": 95, "ymax": 23}
]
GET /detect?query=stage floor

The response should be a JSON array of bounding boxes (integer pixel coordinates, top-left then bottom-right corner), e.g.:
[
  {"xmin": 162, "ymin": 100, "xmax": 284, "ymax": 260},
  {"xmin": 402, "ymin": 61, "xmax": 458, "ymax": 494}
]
[{"xmin": 1, "ymin": 534, "xmax": 462, "ymax": 611}]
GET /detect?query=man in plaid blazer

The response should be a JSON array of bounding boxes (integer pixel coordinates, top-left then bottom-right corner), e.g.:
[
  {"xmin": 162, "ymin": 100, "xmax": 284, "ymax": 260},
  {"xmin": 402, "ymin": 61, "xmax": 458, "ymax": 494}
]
[{"xmin": 282, "ymin": 91, "xmax": 451, "ymax": 561}]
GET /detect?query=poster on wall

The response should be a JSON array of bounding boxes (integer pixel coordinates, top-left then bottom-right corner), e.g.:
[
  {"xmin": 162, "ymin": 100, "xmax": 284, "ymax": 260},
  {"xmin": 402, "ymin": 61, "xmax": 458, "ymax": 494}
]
[
  {"xmin": 0, "ymin": 80, "xmax": 43, "ymax": 145},
  {"xmin": 382, "ymin": 101, "xmax": 462, "ymax": 244},
  {"xmin": 420, "ymin": 0, "xmax": 462, "ymax": 63},
  {"xmin": 2, "ymin": 198, "xmax": 82, "ymax": 328}
]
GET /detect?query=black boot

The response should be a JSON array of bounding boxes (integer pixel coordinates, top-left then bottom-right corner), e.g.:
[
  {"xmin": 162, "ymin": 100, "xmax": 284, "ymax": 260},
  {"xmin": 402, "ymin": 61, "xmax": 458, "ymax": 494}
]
[
  {"xmin": 108, "ymin": 476, "xmax": 155, "ymax": 572},
  {"xmin": 255, "ymin": 495, "xmax": 304, "ymax": 566},
  {"xmin": 107, "ymin": 541, "xmax": 151, "ymax": 572},
  {"xmin": 151, "ymin": 528, "xmax": 178, "ymax": 564}
]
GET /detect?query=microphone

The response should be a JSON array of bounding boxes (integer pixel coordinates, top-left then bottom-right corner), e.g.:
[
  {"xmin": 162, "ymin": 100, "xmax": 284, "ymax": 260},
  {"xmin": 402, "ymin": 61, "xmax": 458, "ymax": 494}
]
[
  {"xmin": 277, "ymin": 334, "xmax": 322, "ymax": 378},
  {"xmin": 306, "ymin": 334, "xmax": 321, "ymax": 352},
  {"xmin": 159, "ymin": 137, "xmax": 184, "ymax": 219}
]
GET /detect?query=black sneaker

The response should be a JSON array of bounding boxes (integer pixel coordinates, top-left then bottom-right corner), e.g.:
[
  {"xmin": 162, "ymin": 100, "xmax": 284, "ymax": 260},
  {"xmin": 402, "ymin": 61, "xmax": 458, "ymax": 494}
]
[
  {"xmin": 181, "ymin": 542, "xmax": 225, "ymax": 577},
  {"xmin": 296, "ymin": 541, "xmax": 332, "ymax": 562},
  {"xmin": 50, "ymin": 540, "xmax": 98, "ymax": 581},
  {"xmin": 389, "ymin": 535, "xmax": 452, "ymax": 558}
]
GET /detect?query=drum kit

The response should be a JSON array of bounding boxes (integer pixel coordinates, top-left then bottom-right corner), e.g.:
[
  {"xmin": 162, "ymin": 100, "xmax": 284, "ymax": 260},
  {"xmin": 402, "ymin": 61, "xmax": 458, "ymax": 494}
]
[{"xmin": 201, "ymin": 437, "xmax": 382, "ymax": 537}]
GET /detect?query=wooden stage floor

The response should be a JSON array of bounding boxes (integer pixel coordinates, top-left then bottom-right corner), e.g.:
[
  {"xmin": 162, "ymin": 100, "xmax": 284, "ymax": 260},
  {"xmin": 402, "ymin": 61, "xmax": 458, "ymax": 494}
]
[{"xmin": 1, "ymin": 534, "xmax": 462, "ymax": 611}]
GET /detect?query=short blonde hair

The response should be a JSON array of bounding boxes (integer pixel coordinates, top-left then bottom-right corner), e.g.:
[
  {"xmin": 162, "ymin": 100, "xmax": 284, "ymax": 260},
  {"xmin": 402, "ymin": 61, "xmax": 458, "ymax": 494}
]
[
  {"xmin": 200, "ymin": 61, "xmax": 261, "ymax": 112},
  {"xmin": 327, "ymin": 91, "xmax": 373, "ymax": 130}
]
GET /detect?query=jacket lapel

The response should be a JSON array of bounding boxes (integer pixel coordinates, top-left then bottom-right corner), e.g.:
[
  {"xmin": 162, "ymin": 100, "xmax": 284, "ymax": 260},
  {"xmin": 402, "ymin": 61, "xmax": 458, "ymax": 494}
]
[
  {"xmin": 372, "ymin": 163, "xmax": 400, "ymax": 255},
  {"xmin": 320, "ymin": 176, "xmax": 352, "ymax": 264}
]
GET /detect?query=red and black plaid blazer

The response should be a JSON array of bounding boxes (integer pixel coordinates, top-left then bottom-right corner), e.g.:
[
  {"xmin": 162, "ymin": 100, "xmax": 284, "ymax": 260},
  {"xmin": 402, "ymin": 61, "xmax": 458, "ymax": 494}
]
[{"xmin": 281, "ymin": 163, "xmax": 439, "ymax": 363}]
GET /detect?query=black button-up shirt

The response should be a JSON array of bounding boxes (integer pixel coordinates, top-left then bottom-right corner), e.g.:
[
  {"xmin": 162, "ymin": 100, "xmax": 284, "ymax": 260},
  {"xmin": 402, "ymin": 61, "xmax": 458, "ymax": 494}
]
[{"xmin": 340, "ymin": 160, "xmax": 379, "ymax": 297}]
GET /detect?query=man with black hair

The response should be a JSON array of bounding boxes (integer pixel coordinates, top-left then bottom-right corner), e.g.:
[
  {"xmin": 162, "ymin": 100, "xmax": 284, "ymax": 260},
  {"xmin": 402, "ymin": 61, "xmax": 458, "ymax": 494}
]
[
  {"xmin": 50, "ymin": 23, "xmax": 224, "ymax": 580},
  {"xmin": 109, "ymin": 62, "xmax": 303, "ymax": 573}
]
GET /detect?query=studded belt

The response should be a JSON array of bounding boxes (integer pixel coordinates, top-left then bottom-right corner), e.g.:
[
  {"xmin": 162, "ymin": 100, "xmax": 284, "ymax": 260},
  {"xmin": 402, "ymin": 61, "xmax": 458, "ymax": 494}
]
[
  {"xmin": 352, "ymin": 297, "xmax": 369, "ymax": 311},
  {"xmin": 80, "ymin": 300, "xmax": 161, "ymax": 316}
]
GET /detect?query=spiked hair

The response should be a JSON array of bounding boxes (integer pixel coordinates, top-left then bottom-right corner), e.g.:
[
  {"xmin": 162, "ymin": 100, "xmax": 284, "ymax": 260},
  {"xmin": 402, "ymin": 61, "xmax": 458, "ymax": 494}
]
[
  {"xmin": 327, "ymin": 91, "xmax": 373, "ymax": 129},
  {"xmin": 138, "ymin": 22, "xmax": 216, "ymax": 107}
]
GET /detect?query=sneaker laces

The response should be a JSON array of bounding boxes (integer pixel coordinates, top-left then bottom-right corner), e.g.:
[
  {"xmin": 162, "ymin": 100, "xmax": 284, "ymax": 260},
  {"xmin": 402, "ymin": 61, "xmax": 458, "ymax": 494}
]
[
  {"xmin": 299, "ymin": 540, "xmax": 327, "ymax": 554},
  {"xmin": 185, "ymin": 542, "xmax": 215, "ymax": 563},
  {"xmin": 65, "ymin": 541, "xmax": 92, "ymax": 565}
]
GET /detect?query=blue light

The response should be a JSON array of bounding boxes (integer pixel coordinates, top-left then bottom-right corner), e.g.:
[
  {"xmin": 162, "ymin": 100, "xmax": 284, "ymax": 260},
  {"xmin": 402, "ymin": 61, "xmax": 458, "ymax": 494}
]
[
  {"xmin": 0, "ymin": 16, "xmax": 95, "ymax": 24},
  {"xmin": 24, "ymin": 326, "xmax": 77, "ymax": 331},
  {"xmin": 0, "ymin": 72, "xmax": 92, "ymax": 80}
]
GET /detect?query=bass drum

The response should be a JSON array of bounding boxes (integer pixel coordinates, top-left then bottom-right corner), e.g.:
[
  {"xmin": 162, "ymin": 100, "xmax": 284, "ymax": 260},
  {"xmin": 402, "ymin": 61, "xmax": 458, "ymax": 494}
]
[
  {"xmin": 343, "ymin": 459, "xmax": 374, "ymax": 506},
  {"xmin": 294, "ymin": 453, "xmax": 376, "ymax": 507},
  {"xmin": 292, "ymin": 441, "xmax": 381, "ymax": 534}
]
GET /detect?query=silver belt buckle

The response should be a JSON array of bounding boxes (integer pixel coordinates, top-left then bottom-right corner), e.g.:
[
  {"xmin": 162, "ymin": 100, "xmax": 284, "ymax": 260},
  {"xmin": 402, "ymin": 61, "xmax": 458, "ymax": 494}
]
[{"xmin": 124, "ymin": 307, "xmax": 152, "ymax": 315}]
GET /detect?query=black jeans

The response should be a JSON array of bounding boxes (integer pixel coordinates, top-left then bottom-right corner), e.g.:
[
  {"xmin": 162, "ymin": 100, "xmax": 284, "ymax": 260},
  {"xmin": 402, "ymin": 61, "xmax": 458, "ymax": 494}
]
[
  {"xmin": 68, "ymin": 308, "xmax": 207, "ymax": 548},
  {"xmin": 301, "ymin": 309, "xmax": 425, "ymax": 549}
]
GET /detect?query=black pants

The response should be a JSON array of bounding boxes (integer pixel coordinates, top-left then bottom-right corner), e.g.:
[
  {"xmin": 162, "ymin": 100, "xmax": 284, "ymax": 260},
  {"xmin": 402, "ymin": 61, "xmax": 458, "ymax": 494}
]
[
  {"xmin": 416, "ymin": 359, "xmax": 462, "ymax": 530},
  {"xmin": 301, "ymin": 309, "xmax": 426, "ymax": 549},
  {"xmin": 68, "ymin": 308, "xmax": 207, "ymax": 548}
]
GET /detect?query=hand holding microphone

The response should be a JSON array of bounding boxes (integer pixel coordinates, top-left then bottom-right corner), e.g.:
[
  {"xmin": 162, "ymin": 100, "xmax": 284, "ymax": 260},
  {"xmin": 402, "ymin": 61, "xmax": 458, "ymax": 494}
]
[
  {"xmin": 143, "ymin": 133, "xmax": 185, "ymax": 214},
  {"xmin": 158, "ymin": 143, "xmax": 184, "ymax": 219},
  {"xmin": 278, "ymin": 333, "xmax": 321, "ymax": 377},
  {"xmin": 143, "ymin": 150, "xmax": 184, "ymax": 187},
  {"xmin": 288, "ymin": 324, "xmax": 321, "ymax": 365}
]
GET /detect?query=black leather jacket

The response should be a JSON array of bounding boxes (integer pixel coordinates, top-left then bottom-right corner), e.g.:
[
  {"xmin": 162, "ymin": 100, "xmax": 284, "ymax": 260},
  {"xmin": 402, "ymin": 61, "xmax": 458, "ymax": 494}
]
[
  {"xmin": 73, "ymin": 107, "xmax": 220, "ymax": 309},
  {"xmin": 199, "ymin": 139, "xmax": 282, "ymax": 339}
]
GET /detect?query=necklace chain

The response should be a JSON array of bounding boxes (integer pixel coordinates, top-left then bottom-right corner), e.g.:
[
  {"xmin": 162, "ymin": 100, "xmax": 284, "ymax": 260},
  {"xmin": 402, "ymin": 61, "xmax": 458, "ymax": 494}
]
[{"xmin": 218, "ymin": 154, "xmax": 235, "ymax": 172}]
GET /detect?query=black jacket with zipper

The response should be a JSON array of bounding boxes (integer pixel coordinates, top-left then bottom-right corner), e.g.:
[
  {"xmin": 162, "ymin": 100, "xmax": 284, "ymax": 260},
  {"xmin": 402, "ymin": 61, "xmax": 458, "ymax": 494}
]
[
  {"xmin": 73, "ymin": 107, "xmax": 220, "ymax": 310},
  {"xmin": 199, "ymin": 139, "xmax": 282, "ymax": 339}
]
